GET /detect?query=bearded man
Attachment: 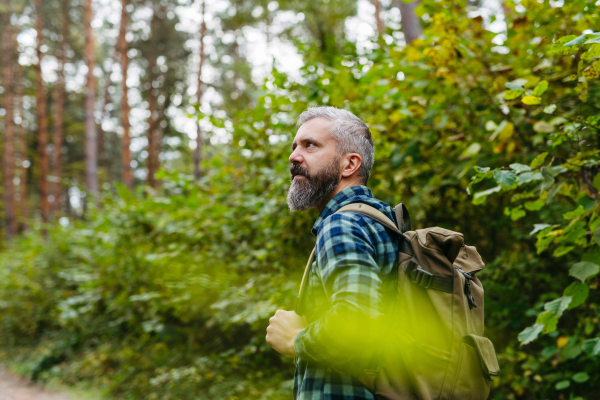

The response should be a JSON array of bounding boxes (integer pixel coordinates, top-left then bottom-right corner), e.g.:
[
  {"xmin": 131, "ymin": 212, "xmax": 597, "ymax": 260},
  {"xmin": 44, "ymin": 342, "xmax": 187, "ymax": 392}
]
[{"xmin": 266, "ymin": 107, "xmax": 400, "ymax": 400}]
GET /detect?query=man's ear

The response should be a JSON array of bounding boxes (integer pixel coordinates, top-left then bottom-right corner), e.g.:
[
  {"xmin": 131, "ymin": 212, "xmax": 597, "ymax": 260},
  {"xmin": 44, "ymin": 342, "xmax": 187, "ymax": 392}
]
[{"xmin": 341, "ymin": 153, "xmax": 363, "ymax": 179}]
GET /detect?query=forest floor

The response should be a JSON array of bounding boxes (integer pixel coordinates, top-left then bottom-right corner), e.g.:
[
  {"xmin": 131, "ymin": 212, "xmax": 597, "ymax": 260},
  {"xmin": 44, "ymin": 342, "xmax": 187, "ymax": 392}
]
[
  {"xmin": 0, "ymin": 366, "xmax": 71, "ymax": 400},
  {"xmin": 0, "ymin": 365, "xmax": 101, "ymax": 400}
]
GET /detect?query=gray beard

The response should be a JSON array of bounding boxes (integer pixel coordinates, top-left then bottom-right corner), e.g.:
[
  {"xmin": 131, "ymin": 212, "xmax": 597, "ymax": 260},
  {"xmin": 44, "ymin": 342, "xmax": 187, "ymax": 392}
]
[{"xmin": 287, "ymin": 160, "xmax": 341, "ymax": 211}]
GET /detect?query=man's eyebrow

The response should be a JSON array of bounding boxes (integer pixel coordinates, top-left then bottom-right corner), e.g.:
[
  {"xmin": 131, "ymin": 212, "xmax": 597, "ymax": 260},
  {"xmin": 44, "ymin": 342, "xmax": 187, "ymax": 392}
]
[{"xmin": 292, "ymin": 137, "xmax": 322, "ymax": 150}]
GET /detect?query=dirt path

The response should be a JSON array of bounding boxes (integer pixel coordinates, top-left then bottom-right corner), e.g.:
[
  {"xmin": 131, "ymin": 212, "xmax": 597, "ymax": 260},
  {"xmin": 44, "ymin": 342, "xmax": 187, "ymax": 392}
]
[{"xmin": 0, "ymin": 366, "xmax": 69, "ymax": 400}]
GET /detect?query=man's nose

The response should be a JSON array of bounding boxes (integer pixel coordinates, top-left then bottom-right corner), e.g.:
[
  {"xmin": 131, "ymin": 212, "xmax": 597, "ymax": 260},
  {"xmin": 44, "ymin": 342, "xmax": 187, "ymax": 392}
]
[{"xmin": 289, "ymin": 148, "xmax": 303, "ymax": 164}]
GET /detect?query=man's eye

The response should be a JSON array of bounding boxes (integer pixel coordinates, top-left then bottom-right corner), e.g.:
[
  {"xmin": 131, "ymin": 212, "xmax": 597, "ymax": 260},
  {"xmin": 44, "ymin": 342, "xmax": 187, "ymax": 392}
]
[{"xmin": 307, "ymin": 142, "xmax": 314, "ymax": 147}]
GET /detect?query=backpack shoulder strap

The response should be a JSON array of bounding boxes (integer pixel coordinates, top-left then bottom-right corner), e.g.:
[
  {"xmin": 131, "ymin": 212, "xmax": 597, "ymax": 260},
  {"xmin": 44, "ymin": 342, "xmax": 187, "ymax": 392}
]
[{"xmin": 337, "ymin": 203, "xmax": 401, "ymax": 234}]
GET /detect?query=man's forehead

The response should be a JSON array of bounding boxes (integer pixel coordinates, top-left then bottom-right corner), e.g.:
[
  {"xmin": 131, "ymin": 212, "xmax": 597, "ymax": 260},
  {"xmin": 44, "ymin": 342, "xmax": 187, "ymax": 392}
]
[{"xmin": 294, "ymin": 118, "xmax": 335, "ymax": 141}]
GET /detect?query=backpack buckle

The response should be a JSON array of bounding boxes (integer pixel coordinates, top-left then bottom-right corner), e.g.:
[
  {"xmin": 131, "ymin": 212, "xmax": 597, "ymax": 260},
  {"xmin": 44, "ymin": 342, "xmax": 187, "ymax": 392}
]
[{"xmin": 410, "ymin": 267, "xmax": 433, "ymax": 289}]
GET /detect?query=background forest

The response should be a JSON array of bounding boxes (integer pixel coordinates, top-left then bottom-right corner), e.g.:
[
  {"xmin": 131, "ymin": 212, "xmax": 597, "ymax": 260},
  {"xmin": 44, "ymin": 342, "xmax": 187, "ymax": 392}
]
[{"xmin": 1, "ymin": 0, "xmax": 600, "ymax": 398}]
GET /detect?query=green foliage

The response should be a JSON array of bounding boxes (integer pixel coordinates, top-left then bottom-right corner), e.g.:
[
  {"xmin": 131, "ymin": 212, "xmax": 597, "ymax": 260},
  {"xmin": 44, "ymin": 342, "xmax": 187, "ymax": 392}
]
[{"xmin": 2, "ymin": 0, "xmax": 600, "ymax": 399}]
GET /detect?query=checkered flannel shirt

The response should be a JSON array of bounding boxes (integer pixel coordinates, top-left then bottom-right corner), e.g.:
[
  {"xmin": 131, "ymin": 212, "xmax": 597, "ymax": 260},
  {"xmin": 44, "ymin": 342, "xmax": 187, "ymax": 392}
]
[{"xmin": 293, "ymin": 185, "xmax": 400, "ymax": 400}]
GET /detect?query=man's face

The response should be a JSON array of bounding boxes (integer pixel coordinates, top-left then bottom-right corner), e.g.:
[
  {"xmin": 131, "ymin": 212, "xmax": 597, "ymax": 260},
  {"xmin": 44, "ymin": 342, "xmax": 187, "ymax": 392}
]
[{"xmin": 287, "ymin": 118, "xmax": 342, "ymax": 211}]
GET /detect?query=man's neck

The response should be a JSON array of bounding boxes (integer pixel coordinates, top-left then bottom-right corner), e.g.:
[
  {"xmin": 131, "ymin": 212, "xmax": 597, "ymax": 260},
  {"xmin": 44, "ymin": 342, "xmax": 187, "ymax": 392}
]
[{"xmin": 315, "ymin": 180, "xmax": 362, "ymax": 213}]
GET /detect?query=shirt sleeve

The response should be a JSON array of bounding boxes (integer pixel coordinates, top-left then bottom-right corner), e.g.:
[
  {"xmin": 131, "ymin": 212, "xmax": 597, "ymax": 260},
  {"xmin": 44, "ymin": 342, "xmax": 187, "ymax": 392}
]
[{"xmin": 293, "ymin": 212, "xmax": 384, "ymax": 366}]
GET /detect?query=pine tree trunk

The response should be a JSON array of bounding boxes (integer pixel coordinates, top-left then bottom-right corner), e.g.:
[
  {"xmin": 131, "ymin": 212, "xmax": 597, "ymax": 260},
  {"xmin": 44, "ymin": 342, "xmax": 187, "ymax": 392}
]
[
  {"xmin": 2, "ymin": 14, "xmax": 18, "ymax": 238},
  {"xmin": 193, "ymin": 0, "xmax": 206, "ymax": 181},
  {"xmin": 98, "ymin": 56, "xmax": 115, "ymax": 181},
  {"xmin": 398, "ymin": 0, "xmax": 422, "ymax": 44},
  {"xmin": 146, "ymin": 7, "xmax": 159, "ymax": 188},
  {"xmin": 371, "ymin": 0, "xmax": 384, "ymax": 34},
  {"xmin": 83, "ymin": 0, "xmax": 98, "ymax": 205},
  {"xmin": 16, "ymin": 50, "xmax": 28, "ymax": 232},
  {"xmin": 118, "ymin": 0, "xmax": 132, "ymax": 189},
  {"xmin": 35, "ymin": 0, "xmax": 50, "ymax": 226},
  {"xmin": 51, "ymin": 0, "xmax": 68, "ymax": 217}
]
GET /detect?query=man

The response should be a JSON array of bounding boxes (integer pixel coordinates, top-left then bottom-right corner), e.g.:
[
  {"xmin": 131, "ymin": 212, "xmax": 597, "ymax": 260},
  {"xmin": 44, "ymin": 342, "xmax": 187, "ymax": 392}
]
[{"xmin": 266, "ymin": 107, "xmax": 400, "ymax": 399}]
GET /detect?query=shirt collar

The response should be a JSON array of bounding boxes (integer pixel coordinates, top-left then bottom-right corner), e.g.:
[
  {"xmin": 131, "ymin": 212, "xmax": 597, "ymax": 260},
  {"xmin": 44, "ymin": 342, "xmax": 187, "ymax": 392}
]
[{"xmin": 311, "ymin": 185, "xmax": 373, "ymax": 236}]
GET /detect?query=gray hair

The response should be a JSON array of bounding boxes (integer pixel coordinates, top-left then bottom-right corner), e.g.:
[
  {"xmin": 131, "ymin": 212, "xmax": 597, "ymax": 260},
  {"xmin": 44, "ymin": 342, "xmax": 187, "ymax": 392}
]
[{"xmin": 296, "ymin": 107, "xmax": 374, "ymax": 185}]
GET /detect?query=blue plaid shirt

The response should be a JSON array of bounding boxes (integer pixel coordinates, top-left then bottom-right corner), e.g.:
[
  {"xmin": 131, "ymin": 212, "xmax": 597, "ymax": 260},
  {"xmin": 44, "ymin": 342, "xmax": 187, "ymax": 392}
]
[{"xmin": 293, "ymin": 186, "xmax": 400, "ymax": 400}]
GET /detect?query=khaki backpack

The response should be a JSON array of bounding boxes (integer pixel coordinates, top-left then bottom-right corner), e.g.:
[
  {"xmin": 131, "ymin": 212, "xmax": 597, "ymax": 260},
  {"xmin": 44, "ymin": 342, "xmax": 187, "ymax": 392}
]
[{"xmin": 296, "ymin": 202, "xmax": 500, "ymax": 400}]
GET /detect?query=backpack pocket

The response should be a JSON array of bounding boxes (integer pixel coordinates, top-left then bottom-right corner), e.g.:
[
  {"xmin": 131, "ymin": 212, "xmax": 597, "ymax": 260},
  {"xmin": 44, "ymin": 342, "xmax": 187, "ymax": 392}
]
[{"xmin": 449, "ymin": 335, "xmax": 498, "ymax": 400}]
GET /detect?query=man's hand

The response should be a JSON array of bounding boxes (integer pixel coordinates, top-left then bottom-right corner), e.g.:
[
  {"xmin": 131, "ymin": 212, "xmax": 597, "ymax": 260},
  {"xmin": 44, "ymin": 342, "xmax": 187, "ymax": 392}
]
[{"xmin": 266, "ymin": 310, "xmax": 307, "ymax": 356}]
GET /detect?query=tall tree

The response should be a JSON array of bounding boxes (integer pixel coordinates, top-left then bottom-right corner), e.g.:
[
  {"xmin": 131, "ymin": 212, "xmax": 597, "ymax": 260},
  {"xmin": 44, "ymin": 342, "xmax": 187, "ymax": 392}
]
[
  {"xmin": 193, "ymin": 0, "xmax": 206, "ymax": 181},
  {"xmin": 398, "ymin": 0, "xmax": 422, "ymax": 44},
  {"xmin": 51, "ymin": 0, "xmax": 69, "ymax": 217},
  {"xmin": 145, "ymin": 4, "xmax": 160, "ymax": 188},
  {"xmin": 118, "ymin": 0, "xmax": 132, "ymax": 189},
  {"xmin": 15, "ymin": 45, "xmax": 29, "ymax": 232},
  {"xmin": 16, "ymin": 49, "xmax": 27, "ymax": 231},
  {"xmin": 2, "ymin": 6, "xmax": 18, "ymax": 238},
  {"xmin": 371, "ymin": 0, "xmax": 384, "ymax": 34},
  {"xmin": 35, "ymin": 0, "xmax": 50, "ymax": 225},
  {"xmin": 83, "ymin": 0, "xmax": 98, "ymax": 204}
]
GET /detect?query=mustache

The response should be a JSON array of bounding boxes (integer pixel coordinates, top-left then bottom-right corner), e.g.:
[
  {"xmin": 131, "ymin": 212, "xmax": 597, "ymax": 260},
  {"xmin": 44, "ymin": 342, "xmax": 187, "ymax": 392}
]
[{"xmin": 290, "ymin": 163, "xmax": 310, "ymax": 181}]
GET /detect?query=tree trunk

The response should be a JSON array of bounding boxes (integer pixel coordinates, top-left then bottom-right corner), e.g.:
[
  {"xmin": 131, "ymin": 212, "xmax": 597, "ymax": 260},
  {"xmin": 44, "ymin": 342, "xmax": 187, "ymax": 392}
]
[
  {"xmin": 371, "ymin": 0, "xmax": 384, "ymax": 34},
  {"xmin": 16, "ymin": 50, "xmax": 27, "ymax": 232},
  {"xmin": 2, "ymin": 13, "xmax": 17, "ymax": 238},
  {"xmin": 194, "ymin": 0, "xmax": 206, "ymax": 181},
  {"xmin": 83, "ymin": 0, "xmax": 98, "ymax": 205},
  {"xmin": 146, "ymin": 7, "xmax": 160, "ymax": 188},
  {"xmin": 398, "ymin": 0, "xmax": 422, "ymax": 44},
  {"xmin": 118, "ymin": 0, "xmax": 132, "ymax": 189},
  {"xmin": 35, "ymin": 0, "xmax": 50, "ymax": 226},
  {"xmin": 98, "ymin": 56, "xmax": 115, "ymax": 181},
  {"xmin": 51, "ymin": 0, "xmax": 68, "ymax": 217}
]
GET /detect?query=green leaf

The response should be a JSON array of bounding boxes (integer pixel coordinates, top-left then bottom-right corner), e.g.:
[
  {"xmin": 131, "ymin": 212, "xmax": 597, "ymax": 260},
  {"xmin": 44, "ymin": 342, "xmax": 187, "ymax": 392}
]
[
  {"xmin": 462, "ymin": 143, "xmax": 481, "ymax": 158},
  {"xmin": 509, "ymin": 163, "xmax": 532, "ymax": 173},
  {"xmin": 555, "ymin": 380, "xmax": 570, "ymax": 390},
  {"xmin": 533, "ymin": 80, "xmax": 549, "ymax": 96},
  {"xmin": 540, "ymin": 167, "xmax": 555, "ymax": 192},
  {"xmin": 510, "ymin": 207, "xmax": 526, "ymax": 221},
  {"xmin": 563, "ymin": 282, "xmax": 589, "ymax": 309},
  {"xmin": 592, "ymin": 173, "xmax": 600, "ymax": 191},
  {"xmin": 563, "ymin": 205, "xmax": 585, "ymax": 220},
  {"xmin": 536, "ymin": 311, "xmax": 559, "ymax": 333},
  {"xmin": 516, "ymin": 171, "xmax": 542, "ymax": 185},
  {"xmin": 572, "ymin": 372, "xmax": 589, "ymax": 383},
  {"xmin": 582, "ymin": 338, "xmax": 600, "ymax": 356},
  {"xmin": 543, "ymin": 297, "xmax": 572, "ymax": 317},
  {"xmin": 493, "ymin": 170, "xmax": 517, "ymax": 187},
  {"xmin": 518, "ymin": 323, "xmax": 543, "ymax": 345},
  {"xmin": 505, "ymin": 82, "xmax": 524, "ymax": 90},
  {"xmin": 525, "ymin": 198, "xmax": 545, "ymax": 211},
  {"xmin": 504, "ymin": 89, "xmax": 525, "ymax": 100},
  {"xmin": 530, "ymin": 224, "xmax": 552, "ymax": 235},
  {"xmin": 533, "ymin": 121, "xmax": 555, "ymax": 133},
  {"xmin": 553, "ymin": 246, "xmax": 575, "ymax": 257},
  {"xmin": 522, "ymin": 95, "xmax": 542, "ymax": 105},
  {"xmin": 473, "ymin": 166, "xmax": 490, "ymax": 173},
  {"xmin": 547, "ymin": 166, "xmax": 567, "ymax": 176},
  {"xmin": 472, "ymin": 186, "xmax": 501, "ymax": 205},
  {"xmin": 569, "ymin": 262, "xmax": 600, "ymax": 282},
  {"xmin": 585, "ymin": 36, "xmax": 600, "ymax": 44},
  {"xmin": 531, "ymin": 152, "xmax": 548, "ymax": 169},
  {"xmin": 543, "ymin": 104, "xmax": 557, "ymax": 114},
  {"xmin": 564, "ymin": 34, "xmax": 587, "ymax": 47}
]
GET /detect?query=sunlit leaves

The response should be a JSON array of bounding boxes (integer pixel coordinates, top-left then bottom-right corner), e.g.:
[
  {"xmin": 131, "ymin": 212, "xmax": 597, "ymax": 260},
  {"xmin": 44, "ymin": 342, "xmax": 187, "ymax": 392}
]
[
  {"xmin": 518, "ymin": 323, "xmax": 543, "ymax": 345},
  {"xmin": 522, "ymin": 95, "xmax": 542, "ymax": 105},
  {"xmin": 530, "ymin": 152, "xmax": 548, "ymax": 169},
  {"xmin": 493, "ymin": 170, "xmax": 517, "ymax": 187},
  {"xmin": 504, "ymin": 90, "xmax": 524, "ymax": 100},
  {"xmin": 532, "ymin": 80, "xmax": 548, "ymax": 96},
  {"xmin": 569, "ymin": 262, "xmax": 600, "ymax": 282}
]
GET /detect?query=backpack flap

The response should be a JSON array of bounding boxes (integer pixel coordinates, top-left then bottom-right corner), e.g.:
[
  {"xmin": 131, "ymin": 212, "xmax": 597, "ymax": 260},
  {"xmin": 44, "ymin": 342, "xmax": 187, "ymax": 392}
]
[
  {"xmin": 463, "ymin": 334, "xmax": 500, "ymax": 380},
  {"xmin": 453, "ymin": 244, "xmax": 485, "ymax": 275}
]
